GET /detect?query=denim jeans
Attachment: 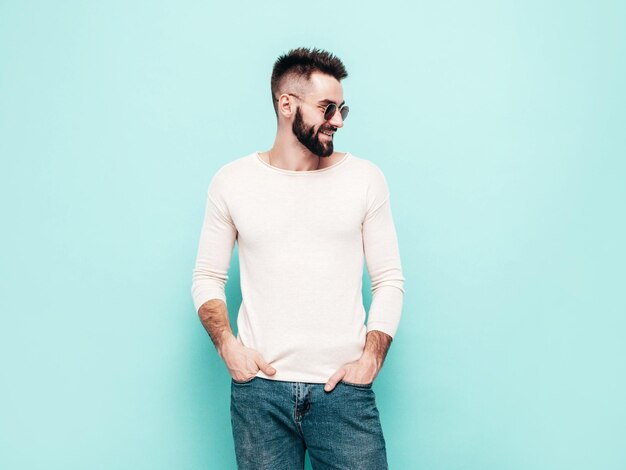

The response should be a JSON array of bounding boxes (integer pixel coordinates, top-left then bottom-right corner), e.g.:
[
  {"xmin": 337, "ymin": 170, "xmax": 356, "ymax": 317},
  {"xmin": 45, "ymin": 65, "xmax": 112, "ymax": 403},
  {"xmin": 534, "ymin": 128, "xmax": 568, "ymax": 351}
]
[{"xmin": 230, "ymin": 376, "xmax": 388, "ymax": 469}]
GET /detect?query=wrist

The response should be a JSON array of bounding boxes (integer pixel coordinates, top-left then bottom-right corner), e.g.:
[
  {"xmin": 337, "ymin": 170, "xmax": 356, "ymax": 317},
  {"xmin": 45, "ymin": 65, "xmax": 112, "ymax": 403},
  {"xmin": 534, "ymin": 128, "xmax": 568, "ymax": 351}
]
[
  {"xmin": 359, "ymin": 351, "xmax": 381, "ymax": 369},
  {"xmin": 217, "ymin": 332, "xmax": 237, "ymax": 358}
]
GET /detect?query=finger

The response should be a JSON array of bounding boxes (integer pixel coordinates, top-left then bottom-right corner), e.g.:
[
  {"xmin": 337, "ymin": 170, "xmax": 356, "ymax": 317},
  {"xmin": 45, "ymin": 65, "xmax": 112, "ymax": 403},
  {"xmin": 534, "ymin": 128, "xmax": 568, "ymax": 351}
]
[
  {"xmin": 324, "ymin": 368, "xmax": 346, "ymax": 392},
  {"xmin": 255, "ymin": 356, "xmax": 276, "ymax": 375}
]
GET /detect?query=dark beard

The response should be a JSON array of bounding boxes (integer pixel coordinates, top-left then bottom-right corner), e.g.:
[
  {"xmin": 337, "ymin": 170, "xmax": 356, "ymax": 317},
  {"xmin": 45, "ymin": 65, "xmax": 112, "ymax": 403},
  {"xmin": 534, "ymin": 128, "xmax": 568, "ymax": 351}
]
[{"xmin": 292, "ymin": 107, "xmax": 334, "ymax": 158}]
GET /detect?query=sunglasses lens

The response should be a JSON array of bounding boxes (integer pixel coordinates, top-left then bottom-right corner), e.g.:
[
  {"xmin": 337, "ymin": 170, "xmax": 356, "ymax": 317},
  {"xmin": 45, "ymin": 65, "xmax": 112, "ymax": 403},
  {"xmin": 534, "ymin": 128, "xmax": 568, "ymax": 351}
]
[
  {"xmin": 340, "ymin": 106, "xmax": 349, "ymax": 121},
  {"xmin": 324, "ymin": 103, "xmax": 337, "ymax": 121}
]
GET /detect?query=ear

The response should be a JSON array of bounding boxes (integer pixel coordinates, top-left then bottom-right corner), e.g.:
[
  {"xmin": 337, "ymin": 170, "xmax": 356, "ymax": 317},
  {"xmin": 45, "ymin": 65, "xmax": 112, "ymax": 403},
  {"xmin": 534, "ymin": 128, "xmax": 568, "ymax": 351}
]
[{"xmin": 277, "ymin": 94, "xmax": 296, "ymax": 119}]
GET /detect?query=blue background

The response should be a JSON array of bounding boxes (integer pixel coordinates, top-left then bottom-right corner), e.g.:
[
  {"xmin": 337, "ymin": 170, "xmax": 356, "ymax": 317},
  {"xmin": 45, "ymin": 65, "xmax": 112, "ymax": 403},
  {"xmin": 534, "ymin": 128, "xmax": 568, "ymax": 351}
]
[{"xmin": 1, "ymin": 1, "xmax": 625, "ymax": 469}]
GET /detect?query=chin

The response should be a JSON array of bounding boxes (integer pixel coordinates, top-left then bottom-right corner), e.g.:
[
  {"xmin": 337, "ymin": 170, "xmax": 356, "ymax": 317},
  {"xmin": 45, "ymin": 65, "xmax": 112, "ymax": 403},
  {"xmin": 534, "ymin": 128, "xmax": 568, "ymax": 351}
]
[{"xmin": 317, "ymin": 142, "xmax": 334, "ymax": 158}]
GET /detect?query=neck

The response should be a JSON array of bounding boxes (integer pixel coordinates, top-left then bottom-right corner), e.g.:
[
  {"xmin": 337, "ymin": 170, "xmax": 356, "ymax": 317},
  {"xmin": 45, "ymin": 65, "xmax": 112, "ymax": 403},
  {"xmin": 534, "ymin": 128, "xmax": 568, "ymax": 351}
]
[{"xmin": 267, "ymin": 145, "xmax": 323, "ymax": 171}]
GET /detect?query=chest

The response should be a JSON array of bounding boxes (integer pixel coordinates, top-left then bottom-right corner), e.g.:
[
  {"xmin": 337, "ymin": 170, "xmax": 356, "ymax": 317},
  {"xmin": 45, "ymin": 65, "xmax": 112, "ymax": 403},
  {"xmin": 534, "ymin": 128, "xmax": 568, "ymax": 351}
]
[{"xmin": 229, "ymin": 180, "xmax": 366, "ymax": 246}]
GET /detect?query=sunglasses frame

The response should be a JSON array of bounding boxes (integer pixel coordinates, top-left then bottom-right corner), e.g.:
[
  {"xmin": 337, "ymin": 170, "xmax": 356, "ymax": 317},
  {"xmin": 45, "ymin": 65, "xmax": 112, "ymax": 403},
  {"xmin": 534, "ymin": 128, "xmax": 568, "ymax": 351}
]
[{"xmin": 274, "ymin": 93, "xmax": 349, "ymax": 122}]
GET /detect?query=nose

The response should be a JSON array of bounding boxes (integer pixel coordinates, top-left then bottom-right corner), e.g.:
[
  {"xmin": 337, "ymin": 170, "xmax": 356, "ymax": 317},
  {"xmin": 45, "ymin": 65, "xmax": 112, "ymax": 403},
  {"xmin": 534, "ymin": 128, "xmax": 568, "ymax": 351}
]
[{"xmin": 328, "ymin": 110, "xmax": 344, "ymax": 128}]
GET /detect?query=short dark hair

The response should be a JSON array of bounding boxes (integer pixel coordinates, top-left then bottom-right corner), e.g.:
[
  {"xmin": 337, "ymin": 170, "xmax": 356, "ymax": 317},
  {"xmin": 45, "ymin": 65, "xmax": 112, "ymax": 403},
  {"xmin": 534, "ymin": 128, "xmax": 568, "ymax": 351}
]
[{"xmin": 270, "ymin": 47, "xmax": 348, "ymax": 116}]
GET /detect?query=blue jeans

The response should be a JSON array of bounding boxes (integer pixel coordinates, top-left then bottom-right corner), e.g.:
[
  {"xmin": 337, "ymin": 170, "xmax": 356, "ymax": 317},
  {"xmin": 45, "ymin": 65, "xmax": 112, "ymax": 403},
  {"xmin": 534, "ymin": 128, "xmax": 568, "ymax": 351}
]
[{"xmin": 230, "ymin": 376, "xmax": 388, "ymax": 469}]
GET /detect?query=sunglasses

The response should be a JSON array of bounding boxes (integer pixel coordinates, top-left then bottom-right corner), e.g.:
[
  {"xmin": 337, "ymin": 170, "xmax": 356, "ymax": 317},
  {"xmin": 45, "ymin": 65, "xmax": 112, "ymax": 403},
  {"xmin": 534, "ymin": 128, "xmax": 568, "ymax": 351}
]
[{"xmin": 275, "ymin": 93, "xmax": 349, "ymax": 121}]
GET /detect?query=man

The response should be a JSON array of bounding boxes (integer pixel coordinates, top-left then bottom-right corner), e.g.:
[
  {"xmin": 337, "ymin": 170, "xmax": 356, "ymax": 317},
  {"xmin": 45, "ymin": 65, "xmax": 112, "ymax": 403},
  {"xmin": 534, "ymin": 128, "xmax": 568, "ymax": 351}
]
[{"xmin": 191, "ymin": 47, "xmax": 405, "ymax": 469}]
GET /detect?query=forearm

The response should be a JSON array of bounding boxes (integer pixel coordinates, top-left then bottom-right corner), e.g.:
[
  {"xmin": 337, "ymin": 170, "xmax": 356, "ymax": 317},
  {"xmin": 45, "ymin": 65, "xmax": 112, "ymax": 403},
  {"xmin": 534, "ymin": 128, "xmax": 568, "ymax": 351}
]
[
  {"xmin": 197, "ymin": 299, "xmax": 236, "ymax": 355},
  {"xmin": 361, "ymin": 330, "xmax": 393, "ymax": 370}
]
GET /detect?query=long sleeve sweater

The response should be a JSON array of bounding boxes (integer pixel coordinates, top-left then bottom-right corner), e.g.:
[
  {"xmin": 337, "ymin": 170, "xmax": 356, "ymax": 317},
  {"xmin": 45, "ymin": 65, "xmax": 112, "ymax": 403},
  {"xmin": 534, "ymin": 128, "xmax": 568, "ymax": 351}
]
[{"xmin": 191, "ymin": 151, "xmax": 405, "ymax": 383}]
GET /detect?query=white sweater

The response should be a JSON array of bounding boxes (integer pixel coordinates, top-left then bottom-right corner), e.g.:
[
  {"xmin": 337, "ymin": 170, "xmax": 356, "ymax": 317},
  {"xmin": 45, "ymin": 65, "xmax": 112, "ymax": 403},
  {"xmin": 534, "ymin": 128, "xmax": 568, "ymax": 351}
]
[{"xmin": 191, "ymin": 151, "xmax": 405, "ymax": 383}]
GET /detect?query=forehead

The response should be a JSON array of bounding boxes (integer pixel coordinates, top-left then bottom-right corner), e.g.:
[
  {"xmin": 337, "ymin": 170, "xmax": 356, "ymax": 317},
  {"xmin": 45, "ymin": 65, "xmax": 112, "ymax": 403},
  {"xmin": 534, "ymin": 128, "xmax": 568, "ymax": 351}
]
[{"xmin": 305, "ymin": 71, "xmax": 344, "ymax": 102}]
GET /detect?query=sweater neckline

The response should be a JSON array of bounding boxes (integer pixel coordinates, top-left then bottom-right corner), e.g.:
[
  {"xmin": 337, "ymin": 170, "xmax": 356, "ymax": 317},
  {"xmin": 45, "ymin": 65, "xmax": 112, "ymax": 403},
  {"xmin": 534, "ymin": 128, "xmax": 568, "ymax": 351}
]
[{"xmin": 254, "ymin": 151, "xmax": 350, "ymax": 175}]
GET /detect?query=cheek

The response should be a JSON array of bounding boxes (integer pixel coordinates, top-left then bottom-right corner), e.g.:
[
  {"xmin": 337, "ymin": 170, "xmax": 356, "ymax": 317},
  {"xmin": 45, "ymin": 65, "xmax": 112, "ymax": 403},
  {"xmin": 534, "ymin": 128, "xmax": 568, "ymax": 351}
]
[{"xmin": 302, "ymin": 110, "xmax": 322, "ymax": 129}]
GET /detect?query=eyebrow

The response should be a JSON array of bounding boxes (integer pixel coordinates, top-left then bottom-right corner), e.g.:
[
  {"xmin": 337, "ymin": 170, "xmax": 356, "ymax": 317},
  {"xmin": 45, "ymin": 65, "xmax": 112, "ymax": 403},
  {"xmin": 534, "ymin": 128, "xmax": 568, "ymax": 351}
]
[{"xmin": 318, "ymin": 99, "xmax": 346, "ymax": 107}]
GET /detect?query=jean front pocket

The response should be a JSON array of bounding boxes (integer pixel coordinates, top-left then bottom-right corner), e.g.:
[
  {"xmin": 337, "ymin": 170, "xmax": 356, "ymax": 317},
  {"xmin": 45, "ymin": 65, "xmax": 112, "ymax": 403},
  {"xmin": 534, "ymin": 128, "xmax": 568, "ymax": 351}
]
[
  {"xmin": 232, "ymin": 376, "xmax": 257, "ymax": 385},
  {"xmin": 340, "ymin": 380, "xmax": 373, "ymax": 389}
]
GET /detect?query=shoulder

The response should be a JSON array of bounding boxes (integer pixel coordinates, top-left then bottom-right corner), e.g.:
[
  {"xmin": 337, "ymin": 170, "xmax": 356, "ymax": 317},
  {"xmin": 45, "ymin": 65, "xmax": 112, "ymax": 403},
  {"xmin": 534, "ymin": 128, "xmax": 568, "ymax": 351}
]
[
  {"xmin": 345, "ymin": 153, "xmax": 388, "ymax": 184},
  {"xmin": 207, "ymin": 152, "xmax": 257, "ymax": 195},
  {"xmin": 346, "ymin": 154, "xmax": 391, "ymax": 209}
]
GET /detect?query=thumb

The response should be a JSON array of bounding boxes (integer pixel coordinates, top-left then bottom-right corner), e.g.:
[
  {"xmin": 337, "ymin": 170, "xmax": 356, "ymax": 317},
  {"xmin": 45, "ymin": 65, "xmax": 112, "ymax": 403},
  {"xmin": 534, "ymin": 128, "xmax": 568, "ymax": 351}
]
[
  {"xmin": 255, "ymin": 356, "xmax": 276, "ymax": 376},
  {"xmin": 324, "ymin": 368, "xmax": 346, "ymax": 392}
]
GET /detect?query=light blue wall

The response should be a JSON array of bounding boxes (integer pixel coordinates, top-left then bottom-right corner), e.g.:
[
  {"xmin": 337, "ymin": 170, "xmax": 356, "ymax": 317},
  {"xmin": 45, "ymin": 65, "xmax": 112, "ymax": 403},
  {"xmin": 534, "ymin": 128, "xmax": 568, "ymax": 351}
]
[{"xmin": 1, "ymin": 1, "xmax": 624, "ymax": 469}]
